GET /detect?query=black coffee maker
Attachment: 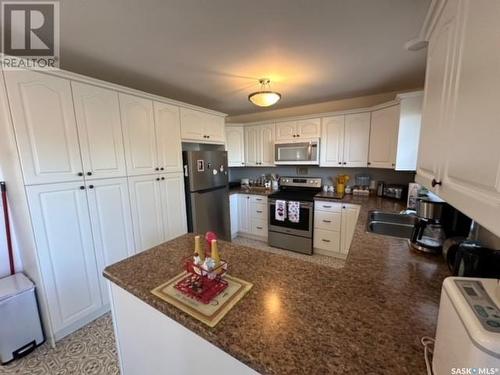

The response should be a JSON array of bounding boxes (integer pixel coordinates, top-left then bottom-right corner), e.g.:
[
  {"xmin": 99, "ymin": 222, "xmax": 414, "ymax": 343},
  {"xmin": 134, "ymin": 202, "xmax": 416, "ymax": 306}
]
[{"xmin": 410, "ymin": 196, "xmax": 471, "ymax": 254}]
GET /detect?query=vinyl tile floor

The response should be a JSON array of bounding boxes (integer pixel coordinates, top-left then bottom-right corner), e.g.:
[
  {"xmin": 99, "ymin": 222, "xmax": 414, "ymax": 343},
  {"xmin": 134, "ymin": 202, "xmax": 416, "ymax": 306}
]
[{"xmin": 1, "ymin": 314, "xmax": 119, "ymax": 375}]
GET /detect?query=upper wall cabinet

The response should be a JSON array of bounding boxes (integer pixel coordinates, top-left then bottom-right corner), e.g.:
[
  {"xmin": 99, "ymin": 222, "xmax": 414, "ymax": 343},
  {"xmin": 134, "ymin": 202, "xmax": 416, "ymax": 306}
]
[
  {"xmin": 417, "ymin": 0, "xmax": 500, "ymax": 237},
  {"xmin": 180, "ymin": 108, "xmax": 225, "ymax": 143},
  {"xmin": 119, "ymin": 94, "xmax": 158, "ymax": 176},
  {"xmin": 72, "ymin": 82, "xmax": 127, "ymax": 180},
  {"xmin": 320, "ymin": 115, "xmax": 345, "ymax": 167},
  {"xmin": 244, "ymin": 124, "xmax": 275, "ymax": 167},
  {"xmin": 368, "ymin": 105, "xmax": 400, "ymax": 169},
  {"xmin": 343, "ymin": 112, "xmax": 370, "ymax": 167},
  {"xmin": 5, "ymin": 70, "xmax": 84, "ymax": 185},
  {"xmin": 275, "ymin": 118, "xmax": 320, "ymax": 141},
  {"xmin": 154, "ymin": 102, "xmax": 183, "ymax": 173},
  {"xmin": 225, "ymin": 126, "xmax": 245, "ymax": 167}
]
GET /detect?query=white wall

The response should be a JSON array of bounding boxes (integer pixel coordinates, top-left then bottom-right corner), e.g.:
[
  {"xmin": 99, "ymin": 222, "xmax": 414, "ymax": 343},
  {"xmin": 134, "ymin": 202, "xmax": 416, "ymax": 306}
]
[{"xmin": 0, "ymin": 167, "xmax": 23, "ymax": 278}]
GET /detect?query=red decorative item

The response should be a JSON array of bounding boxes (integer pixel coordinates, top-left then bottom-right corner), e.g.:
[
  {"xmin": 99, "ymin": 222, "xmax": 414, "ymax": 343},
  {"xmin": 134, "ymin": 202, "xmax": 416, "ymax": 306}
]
[
  {"xmin": 174, "ymin": 256, "xmax": 228, "ymax": 304},
  {"xmin": 204, "ymin": 231, "xmax": 217, "ymax": 257}
]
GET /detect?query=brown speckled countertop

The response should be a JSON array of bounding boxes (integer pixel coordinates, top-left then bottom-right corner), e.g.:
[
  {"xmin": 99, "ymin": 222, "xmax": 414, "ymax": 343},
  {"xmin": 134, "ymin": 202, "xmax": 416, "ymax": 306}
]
[
  {"xmin": 229, "ymin": 186, "xmax": 275, "ymax": 196},
  {"xmin": 104, "ymin": 196, "xmax": 449, "ymax": 375}
]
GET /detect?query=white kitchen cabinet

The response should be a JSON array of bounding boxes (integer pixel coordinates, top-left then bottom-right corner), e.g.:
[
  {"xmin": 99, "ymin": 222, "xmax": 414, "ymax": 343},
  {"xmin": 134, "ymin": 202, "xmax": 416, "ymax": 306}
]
[
  {"xmin": 238, "ymin": 194, "xmax": 251, "ymax": 234},
  {"xmin": 128, "ymin": 174, "xmax": 165, "ymax": 252},
  {"xmin": 159, "ymin": 173, "xmax": 187, "ymax": 241},
  {"xmin": 229, "ymin": 194, "xmax": 239, "ymax": 239},
  {"xmin": 368, "ymin": 105, "xmax": 400, "ymax": 169},
  {"xmin": 275, "ymin": 118, "xmax": 320, "ymax": 141},
  {"xmin": 4, "ymin": 70, "xmax": 84, "ymax": 185},
  {"xmin": 180, "ymin": 108, "xmax": 225, "ymax": 143},
  {"xmin": 244, "ymin": 124, "xmax": 275, "ymax": 167},
  {"xmin": 416, "ymin": 0, "xmax": 500, "ymax": 237},
  {"xmin": 416, "ymin": 0, "xmax": 458, "ymax": 191},
  {"xmin": 120, "ymin": 94, "xmax": 158, "ymax": 176},
  {"xmin": 343, "ymin": 113, "xmax": 370, "ymax": 167},
  {"xmin": 154, "ymin": 102, "xmax": 183, "ymax": 173},
  {"xmin": 395, "ymin": 92, "xmax": 423, "ymax": 171},
  {"xmin": 87, "ymin": 178, "xmax": 135, "ymax": 305},
  {"xmin": 259, "ymin": 124, "xmax": 275, "ymax": 166},
  {"xmin": 340, "ymin": 204, "xmax": 360, "ymax": 255},
  {"xmin": 244, "ymin": 126, "xmax": 259, "ymax": 166},
  {"xmin": 26, "ymin": 182, "xmax": 103, "ymax": 338},
  {"xmin": 72, "ymin": 82, "xmax": 127, "ymax": 180},
  {"xmin": 320, "ymin": 112, "xmax": 369, "ymax": 168},
  {"xmin": 226, "ymin": 126, "xmax": 245, "ymax": 167},
  {"xmin": 320, "ymin": 115, "xmax": 345, "ymax": 167}
]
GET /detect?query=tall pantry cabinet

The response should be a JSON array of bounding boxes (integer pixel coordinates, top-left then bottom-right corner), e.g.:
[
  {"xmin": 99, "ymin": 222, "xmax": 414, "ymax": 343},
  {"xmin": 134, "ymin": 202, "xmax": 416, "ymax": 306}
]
[{"xmin": 1, "ymin": 67, "xmax": 212, "ymax": 343}]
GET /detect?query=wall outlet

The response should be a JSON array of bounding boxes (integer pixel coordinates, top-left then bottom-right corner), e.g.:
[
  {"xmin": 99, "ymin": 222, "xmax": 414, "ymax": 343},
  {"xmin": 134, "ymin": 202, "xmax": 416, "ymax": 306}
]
[{"xmin": 296, "ymin": 166, "xmax": 309, "ymax": 175}]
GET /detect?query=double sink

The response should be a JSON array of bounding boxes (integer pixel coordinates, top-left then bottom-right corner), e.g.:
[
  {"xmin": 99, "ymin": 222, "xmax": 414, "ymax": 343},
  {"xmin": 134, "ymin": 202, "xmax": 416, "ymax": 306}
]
[{"xmin": 366, "ymin": 211, "xmax": 417, "ymax": 239}]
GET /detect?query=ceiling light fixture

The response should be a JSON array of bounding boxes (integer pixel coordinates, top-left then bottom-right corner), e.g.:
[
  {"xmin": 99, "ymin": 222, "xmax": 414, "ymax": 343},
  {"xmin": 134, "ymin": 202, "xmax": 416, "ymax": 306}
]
[{"xmin": 248, "ymin": 78, "xmax": 281, "ymax": 107}]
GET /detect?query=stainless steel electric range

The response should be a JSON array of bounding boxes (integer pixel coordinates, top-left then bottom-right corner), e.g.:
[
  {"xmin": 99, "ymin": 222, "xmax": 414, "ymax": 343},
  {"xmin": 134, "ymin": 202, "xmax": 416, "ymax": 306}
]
[{"xmin": 268, "ymin": 177, "xmax": 322, "ymax": 255}]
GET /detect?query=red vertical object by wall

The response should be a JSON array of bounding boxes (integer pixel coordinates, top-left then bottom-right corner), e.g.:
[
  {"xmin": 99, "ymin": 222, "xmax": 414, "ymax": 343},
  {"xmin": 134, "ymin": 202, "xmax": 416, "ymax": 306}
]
[{"xmin": 1, "ymin": 182, "xmax": 15, "ymax": 275}]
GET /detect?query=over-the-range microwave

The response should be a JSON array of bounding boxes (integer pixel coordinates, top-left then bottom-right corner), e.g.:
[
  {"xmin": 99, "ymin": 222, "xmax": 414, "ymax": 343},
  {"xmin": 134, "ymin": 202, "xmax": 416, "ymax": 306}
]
[{"xmin": 274, "ymin": 139, "xmax": 320, "ymax": 165}]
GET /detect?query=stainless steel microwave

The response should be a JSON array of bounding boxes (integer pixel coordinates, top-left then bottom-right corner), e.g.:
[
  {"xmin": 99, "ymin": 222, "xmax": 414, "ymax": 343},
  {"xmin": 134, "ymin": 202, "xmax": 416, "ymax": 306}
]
[{"xmin": 274, "ymin": 139, "xmax": 319, "ymax": 165}]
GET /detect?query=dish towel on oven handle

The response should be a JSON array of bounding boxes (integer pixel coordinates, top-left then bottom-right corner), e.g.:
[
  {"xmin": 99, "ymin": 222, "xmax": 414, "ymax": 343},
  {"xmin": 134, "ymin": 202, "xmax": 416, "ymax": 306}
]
[
  {"xmin": 288, "ymin": 201, "xmax": 300, "ymax": 223},
  {"xmin": 275, "ymin": 200, "xmax": 287, "ymax": 221}
]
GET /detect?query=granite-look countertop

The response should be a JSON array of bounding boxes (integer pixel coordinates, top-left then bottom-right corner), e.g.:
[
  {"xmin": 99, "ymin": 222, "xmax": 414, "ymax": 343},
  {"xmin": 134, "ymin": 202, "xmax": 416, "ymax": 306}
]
[
  {"xmin": 229, "ymin": 186, "xmax": 275, "ymax": 196},
  {"xmin": 104, "ymin": 196, "xmax": 448, "ymax": 374}
]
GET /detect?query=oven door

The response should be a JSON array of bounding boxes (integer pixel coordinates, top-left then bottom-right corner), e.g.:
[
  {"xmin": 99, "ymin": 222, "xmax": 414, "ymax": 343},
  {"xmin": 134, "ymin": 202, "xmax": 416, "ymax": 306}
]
[
  {"xmin": 268, "ymin": 199, "xmax": 313, "ymax": 237},
  {"xmin": 274, "ymin": 141, "xmax": 319, "ymax": 165}
]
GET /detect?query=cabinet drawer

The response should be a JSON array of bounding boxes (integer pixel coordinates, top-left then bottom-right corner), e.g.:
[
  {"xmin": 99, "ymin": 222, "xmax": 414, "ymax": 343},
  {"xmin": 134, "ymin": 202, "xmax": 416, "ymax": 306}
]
[
  {"xmin": 250, "ymin": 202, "xmax": 267, "ymax": 220},
  {"xmin": 314, "ymin": 210, "xmax": 341, "ymax": 232},
  {"xmin": 251, "ymin": 219, "xmax": 268, "ymax": 237},
  {"xmin": 314, "ymin": 229, "xmax": 340, "ymax": 253},
  {"xmin": 249, "ymin": 195, "xmax": 267, "ymax": 204},
  {"xmin": 314, "ymin": 201, "xmax": 342, "ymax": 213}
]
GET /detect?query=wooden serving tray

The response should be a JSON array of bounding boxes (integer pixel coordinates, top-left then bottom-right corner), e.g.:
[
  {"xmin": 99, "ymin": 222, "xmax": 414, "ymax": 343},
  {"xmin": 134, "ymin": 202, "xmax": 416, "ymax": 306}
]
[{"xmin": 151, "ymin": 272, "xmax": 253, "ymax": 327}]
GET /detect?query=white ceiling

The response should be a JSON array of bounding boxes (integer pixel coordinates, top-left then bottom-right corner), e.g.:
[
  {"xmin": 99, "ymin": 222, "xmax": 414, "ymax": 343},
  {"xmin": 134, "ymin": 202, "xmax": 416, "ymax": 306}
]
[{"xmin": 60, "ymin": 0, "xmax": 429, "ymax": 115}]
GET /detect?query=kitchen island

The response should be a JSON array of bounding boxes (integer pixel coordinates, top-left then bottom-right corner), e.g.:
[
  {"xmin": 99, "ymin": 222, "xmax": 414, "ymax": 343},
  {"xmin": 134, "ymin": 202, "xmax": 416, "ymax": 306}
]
[{"xmin": 104, "ymin": 196, "xmax": 449, "ymax": 374}]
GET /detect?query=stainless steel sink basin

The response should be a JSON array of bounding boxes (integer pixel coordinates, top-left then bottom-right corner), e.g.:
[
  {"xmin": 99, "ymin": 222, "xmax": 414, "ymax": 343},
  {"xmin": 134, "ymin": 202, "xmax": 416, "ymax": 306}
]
[{"xmin": 366, "ymin": 210, "xmax": 417, "ymax": 239}]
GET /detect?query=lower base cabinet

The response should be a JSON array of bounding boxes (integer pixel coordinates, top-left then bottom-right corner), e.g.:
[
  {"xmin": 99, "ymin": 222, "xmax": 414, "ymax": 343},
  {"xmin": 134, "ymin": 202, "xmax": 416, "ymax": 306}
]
[
  {"xmin": 313, "ymin": 201, "xmax": 360, "ymax": 258},
  {"xmin": 234, "ymin": 194, "xmax": 268, "ymax": 240}
]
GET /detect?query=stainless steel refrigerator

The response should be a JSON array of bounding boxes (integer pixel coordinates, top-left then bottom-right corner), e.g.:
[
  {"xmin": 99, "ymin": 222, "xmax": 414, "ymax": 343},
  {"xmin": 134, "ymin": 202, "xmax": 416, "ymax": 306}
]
[{"xmin": 183, "ymin": 151, "xmax": 231, "ymax": 241}]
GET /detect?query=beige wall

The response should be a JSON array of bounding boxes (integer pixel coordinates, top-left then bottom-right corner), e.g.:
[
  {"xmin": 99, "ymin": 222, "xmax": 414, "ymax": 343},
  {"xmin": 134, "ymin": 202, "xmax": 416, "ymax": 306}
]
[{"xmin": 226, "ymin": 90, "xmax": 419, "ymax": 124}]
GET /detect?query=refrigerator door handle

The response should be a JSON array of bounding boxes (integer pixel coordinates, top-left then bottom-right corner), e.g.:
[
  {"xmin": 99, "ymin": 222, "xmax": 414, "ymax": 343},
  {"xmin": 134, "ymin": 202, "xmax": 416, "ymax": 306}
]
[{"xmin": 184, "ymin": 164, "xmax": 188, "ymax": 177}]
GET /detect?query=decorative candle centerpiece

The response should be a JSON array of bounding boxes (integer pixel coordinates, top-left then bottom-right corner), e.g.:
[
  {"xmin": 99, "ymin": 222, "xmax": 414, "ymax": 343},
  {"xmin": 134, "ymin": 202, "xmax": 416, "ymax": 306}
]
[{"xmin": 174, "ymin": 233, "xmax": 228, "ymax": 304}]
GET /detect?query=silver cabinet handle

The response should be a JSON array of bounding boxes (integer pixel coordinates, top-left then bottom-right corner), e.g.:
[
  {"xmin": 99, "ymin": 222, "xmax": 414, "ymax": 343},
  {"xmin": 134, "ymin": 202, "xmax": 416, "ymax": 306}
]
[
  {"xmin": 322, "ymin": 239, "xmax": 331, "ymax": 242},
  {"xmin": 256, "ymin": 226, "xmax": 263, "ymax": 229},
  {"xmin": 256, "ymin": 210, "xmax": 263, "ymax": 213},
  {"xmin": 322, "ymin": 220, "xmax": 331, "ymax": 223},
  {"xmin": 322, "ymin": 205, "xmax": 332, "ymax": 208},
  {"xmin": 256, "ymin": 198, "xmax": 262, "ymax": 201}
]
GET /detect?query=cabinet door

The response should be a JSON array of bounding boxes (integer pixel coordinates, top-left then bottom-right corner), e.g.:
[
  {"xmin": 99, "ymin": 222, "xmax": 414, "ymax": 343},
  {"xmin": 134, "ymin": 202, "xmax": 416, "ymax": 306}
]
[
  {"xmin": 26, "ymin": 182, "xmax": 102, "ymax": 334},
  {"xmin": 159, "ymin": 173, "xmax": 187, "ymax": 241},
  {"xmin": 120, "ymin": 94, "xmax": 158, "ymax": 176},
  {"xmin": 72, "ymin": 82, "xmax": 126, "ymax": 180},
  {"xmin": 238, "ymin": 195, "xmax": 250, "ymax": 233},
  {"xmin": 128, "ymin": 175, "xmax": 164, "ymax": 252},
  {"xmin": 226, "ymin": 127, "xmax": 245, "ymax": 167},
  {"xmin": 368, "ymin": 105, "xmax": 400, "ymax": 169},
  {"xmin": 204, "ymin": 114, "xmax": 225, "ymax": 143},
  {"xmin": 229, "ymin": 194, "xmax": 239, "ymax": 238},
  {"xmin": 4, "ymin": 70, "xmax": 83, "ymax": 184},
  {"xmin": 320, "ymin": 115, "xmax": 345, "ymax": 167},
  {"xmin": 275, "ymin": 121, "xmax": 297, "ymax": 141},
  {"xmin": 416, "ymin": 0, "xmax": 459, "ymax": 191},
  {"xmin": 244, "ymin": 126, "xmax": 259, "ymax": 166},
  {"xmin": 439, "ymin": 0, "xmax": 500, "ymax": 237},
  {"xmin": 87, "ymin": 178, "xmax": 135, "ymax": 305},
  {"xmin": 340, "ymin": 204, "xmax": 360, "ymax": 254},
  {"xmin": 259, "ymin": 124, "xmax": 275, "ymax": 166},
  {"xmin": 296, "ymin": 118, "xmax": 321, "ymax": 138},
  {"xmin": 180, "ymin": 108, "xmax": 205, "ymax": 141},
  {"xmin": 343, "ymin": 113, "xmax": 370, "ymax": 167},
  {"xmin": 154, "ymin": 102, "xmax": 182, "ymax": 173}
]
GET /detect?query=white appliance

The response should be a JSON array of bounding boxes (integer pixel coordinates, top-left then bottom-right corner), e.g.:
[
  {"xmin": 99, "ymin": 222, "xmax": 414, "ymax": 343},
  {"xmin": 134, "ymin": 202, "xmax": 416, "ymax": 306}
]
[
  {"xmin": 274, "ymin": 139, "xmax": 319, "ymax": 165},
  {"xmin": 0, "ymin": 273, "xmax": 44, "ymax": 364},
  {"xmin": 433, "ymin": 277, "xmax": 500, "ymax": 374}
]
